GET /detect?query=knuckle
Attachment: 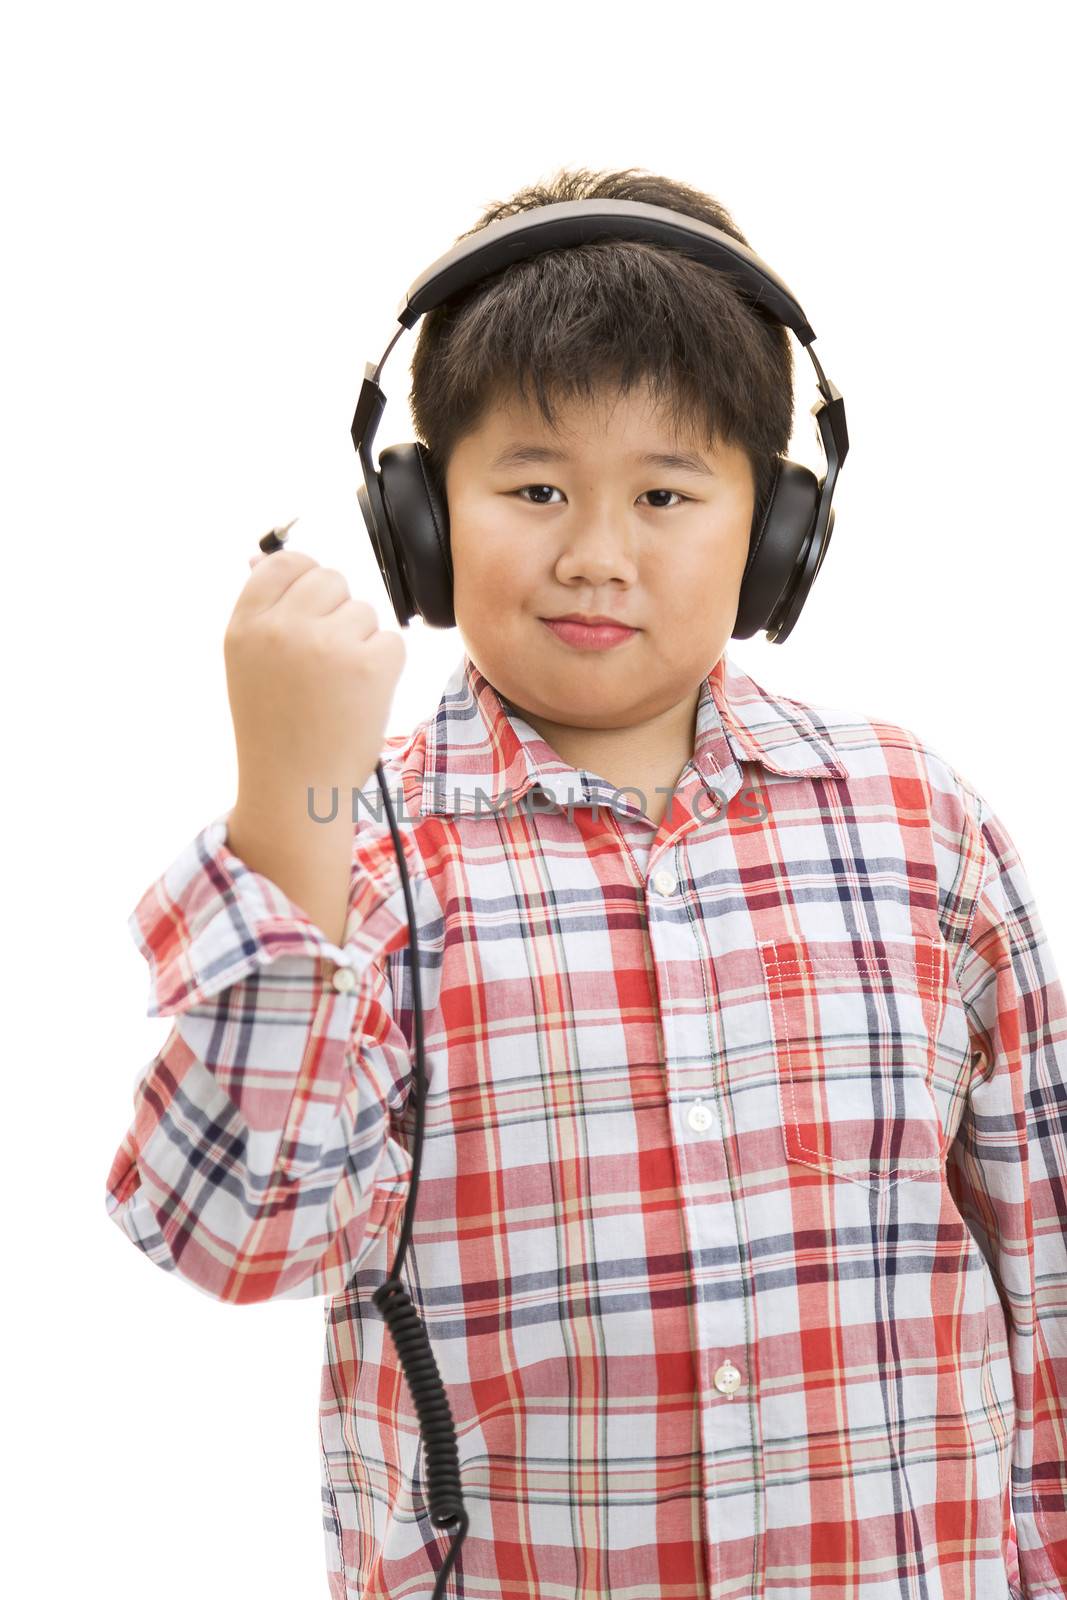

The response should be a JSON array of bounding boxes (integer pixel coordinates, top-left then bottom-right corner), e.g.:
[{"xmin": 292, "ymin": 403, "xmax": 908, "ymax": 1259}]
[
  {"xmin": 309, "ymin": 626, "xmax": 341, "ymax": 662},
  {"xmin": 257, "ymin": 614, "xmax": 291, "ymax": 651},
  {"xmin": 223, "ymin": 617, "xmax": 249, "ymax": 653}
]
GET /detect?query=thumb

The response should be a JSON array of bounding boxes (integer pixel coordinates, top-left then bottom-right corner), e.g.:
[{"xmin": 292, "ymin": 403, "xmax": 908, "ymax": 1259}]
[{"xmin": 248, "ymin": 552, "xmax": 267, "ymax": 569}]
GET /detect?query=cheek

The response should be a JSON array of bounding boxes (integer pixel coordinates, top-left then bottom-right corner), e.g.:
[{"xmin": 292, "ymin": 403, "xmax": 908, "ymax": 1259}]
[
  {"xmin": 458, "ymin": 526, "xmax": 537, "ymax": 589},
  {"xmin": 451, "ymin": 535, "xmax": 535, "ymax": 620}
]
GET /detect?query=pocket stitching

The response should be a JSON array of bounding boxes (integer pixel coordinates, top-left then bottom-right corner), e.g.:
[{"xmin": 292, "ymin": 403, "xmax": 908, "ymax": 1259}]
[{"xmin": 761, "ymin": 946, "xmax": 946, "ymax": 1184}]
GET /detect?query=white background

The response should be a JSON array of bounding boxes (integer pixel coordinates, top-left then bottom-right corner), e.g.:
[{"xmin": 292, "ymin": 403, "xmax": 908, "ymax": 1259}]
[{"xmin": 4, "ymin": 1, "xmax": 1065, "ymax": 1595}]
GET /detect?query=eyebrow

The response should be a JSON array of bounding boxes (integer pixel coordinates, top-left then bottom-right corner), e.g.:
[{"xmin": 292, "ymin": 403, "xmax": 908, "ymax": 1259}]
[{"xmin": 488, "ymin": 443, "xmax": 716, "ymax": 476}]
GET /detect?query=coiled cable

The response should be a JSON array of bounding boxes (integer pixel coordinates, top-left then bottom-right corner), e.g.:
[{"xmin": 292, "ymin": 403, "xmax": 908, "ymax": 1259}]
[
  {"xmin": 371, "ymin": 756, "xmax": 469, "ymax": 1593},
  {"xmin": 256, "ymin": 522, "xmax": 468, "ymax": 1595}
]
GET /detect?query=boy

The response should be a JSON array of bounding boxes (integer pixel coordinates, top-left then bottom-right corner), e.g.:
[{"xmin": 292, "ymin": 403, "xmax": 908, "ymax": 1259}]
[{"xmin": 106, "ymin": 167, "xmax": 1067, "ymax": 1600}]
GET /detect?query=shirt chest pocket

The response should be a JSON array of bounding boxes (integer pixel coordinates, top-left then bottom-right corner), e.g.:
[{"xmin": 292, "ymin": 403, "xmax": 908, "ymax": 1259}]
[{"xmin": 757, "ymin": 937, "xmax": 950, "ymax": 1189}]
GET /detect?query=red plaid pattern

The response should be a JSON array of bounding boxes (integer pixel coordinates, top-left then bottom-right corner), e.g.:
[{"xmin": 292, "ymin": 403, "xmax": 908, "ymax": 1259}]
[{"xmin": 106, "ymin": 649, "xmax": 1067, "ymax": 1600}]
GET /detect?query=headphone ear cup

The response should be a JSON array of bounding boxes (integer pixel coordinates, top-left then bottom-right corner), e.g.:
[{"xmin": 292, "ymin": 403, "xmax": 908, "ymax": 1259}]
[
  {"xmin": 732, "ymin": 457, "xmax": 823, "ymax": 642},
  {"xmin": 377, "ymin": 442, "xmax": 456, "ymax": 628}
]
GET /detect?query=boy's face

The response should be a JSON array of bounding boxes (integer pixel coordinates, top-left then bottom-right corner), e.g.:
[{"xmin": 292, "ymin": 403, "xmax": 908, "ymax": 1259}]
[{"xmin": 443, "ymin": 379, "xmax": 756, "ymax": 784}]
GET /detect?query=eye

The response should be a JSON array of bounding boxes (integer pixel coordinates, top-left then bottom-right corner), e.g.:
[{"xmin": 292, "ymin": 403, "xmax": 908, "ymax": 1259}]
[{"xmin": 510, "ymin": 485, "xmax": 691, "ymax": 509}]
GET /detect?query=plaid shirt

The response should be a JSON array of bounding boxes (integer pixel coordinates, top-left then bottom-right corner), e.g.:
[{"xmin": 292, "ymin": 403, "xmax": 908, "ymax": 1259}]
[{"xmin": 106, "ymin": 648, "xmax": 1067, "ymax": 1600}]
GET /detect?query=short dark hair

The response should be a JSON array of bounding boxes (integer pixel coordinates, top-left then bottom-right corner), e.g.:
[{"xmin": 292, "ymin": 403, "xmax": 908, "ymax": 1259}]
[{"xmin": 407, "ymin": 165, "xmax": 796, "ymax": 535}]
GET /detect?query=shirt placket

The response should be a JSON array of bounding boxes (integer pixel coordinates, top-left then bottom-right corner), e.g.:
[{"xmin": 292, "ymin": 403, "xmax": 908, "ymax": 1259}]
[{"xmin": 645, "ymin": 758, "xmax": 768, "ymax": 1599}]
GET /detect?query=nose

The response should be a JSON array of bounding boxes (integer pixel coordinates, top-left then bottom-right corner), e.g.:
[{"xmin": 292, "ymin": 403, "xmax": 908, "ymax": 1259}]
[{"xmin": 554, "ymin": 508, "xmax": 638, "ymax": 585}]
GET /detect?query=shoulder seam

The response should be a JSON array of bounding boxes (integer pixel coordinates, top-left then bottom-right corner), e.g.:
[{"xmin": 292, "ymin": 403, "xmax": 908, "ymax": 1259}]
[{"xmin": 952, "ymin": 787, "xmax": 991, "ymax": 991}]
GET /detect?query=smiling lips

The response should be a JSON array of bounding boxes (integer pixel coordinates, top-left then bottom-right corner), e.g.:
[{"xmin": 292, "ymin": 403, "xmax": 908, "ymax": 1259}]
[{"xmin": 541, "ymin": 616, "xmax": 639, "ymax": 652}]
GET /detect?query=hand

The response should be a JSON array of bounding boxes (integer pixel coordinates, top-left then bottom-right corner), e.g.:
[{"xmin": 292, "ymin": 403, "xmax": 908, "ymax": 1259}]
[{"xmin": 224, "ymin": 548, "xmax": 406, "ymax": 827}]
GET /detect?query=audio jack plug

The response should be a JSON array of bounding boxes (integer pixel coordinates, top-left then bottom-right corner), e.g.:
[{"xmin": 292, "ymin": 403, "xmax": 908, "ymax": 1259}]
[{"xmin": 258, "ymin": 516, "xmax": 300, "ymax": 555}]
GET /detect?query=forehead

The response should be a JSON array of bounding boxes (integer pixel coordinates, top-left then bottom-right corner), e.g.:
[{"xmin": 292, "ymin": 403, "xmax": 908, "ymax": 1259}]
[{"xmin": 469, "ymin": 379, "xmax": 716, "ymax": 460}]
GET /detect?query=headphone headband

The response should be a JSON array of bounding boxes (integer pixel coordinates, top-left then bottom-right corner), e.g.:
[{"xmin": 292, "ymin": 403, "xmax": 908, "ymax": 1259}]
[{"xmin": 398, "ymin": 199, "xmax": 815, "ymax": 342}]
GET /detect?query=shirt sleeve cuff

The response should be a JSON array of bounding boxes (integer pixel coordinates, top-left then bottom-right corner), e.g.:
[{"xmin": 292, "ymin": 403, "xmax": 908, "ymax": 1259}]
[{"xmin": 128, "ymin": 808, "xmax": 425, "ymax": 1017}]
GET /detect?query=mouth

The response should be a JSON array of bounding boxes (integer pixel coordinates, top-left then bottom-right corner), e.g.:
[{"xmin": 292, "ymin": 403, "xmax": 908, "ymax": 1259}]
[{"xmin": 540, "ymin": 616, "xmax": 639, "ymax": 652}]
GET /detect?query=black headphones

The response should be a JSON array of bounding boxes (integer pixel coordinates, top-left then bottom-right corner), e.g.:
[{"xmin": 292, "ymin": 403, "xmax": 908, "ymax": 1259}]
[
  {"xmin": 339, "ymin": 201, "xmax": 849, "ymax": 1598},
  {"xmin": 351, "ymin": 197, "xmax": 848, "ymax": 645}
]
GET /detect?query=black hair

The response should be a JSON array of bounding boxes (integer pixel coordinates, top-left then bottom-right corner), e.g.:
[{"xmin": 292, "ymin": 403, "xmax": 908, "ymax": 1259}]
[{"xmin": 407, "ymin": 165, "xmax": 795, "ymax": 535}]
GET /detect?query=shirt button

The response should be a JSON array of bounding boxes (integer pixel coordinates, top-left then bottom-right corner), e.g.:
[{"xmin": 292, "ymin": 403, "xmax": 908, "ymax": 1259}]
[
  {"xmin": 686, "ymin": 1101, "xmax": 716, "ymax": 1133},
  {"xmin": 652, "ymin": 868, "xmax": 676, "ymax": 895},
  {"xmin": 331, "ymin": 966, "xmax": 357, "ymax": 993},
  {"xmin": 713, "ymin": 1359, "xmax": 742, "ymax": 1397}
]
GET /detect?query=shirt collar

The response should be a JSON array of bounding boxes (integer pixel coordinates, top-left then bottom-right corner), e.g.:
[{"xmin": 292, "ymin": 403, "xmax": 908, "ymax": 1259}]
[{"xmin": 405, "ymin": 649, "xmax": 847, "ymax": 821}]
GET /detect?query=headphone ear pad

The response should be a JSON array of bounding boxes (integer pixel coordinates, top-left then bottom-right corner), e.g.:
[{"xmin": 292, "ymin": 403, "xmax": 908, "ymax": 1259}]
[
  {"xmin": 732, "ymin": 457, "xmax": 821, "ymax": 641},
  {"xmin": 377, "ymin": 442, "xmax": 456, "ymax": 628}
]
